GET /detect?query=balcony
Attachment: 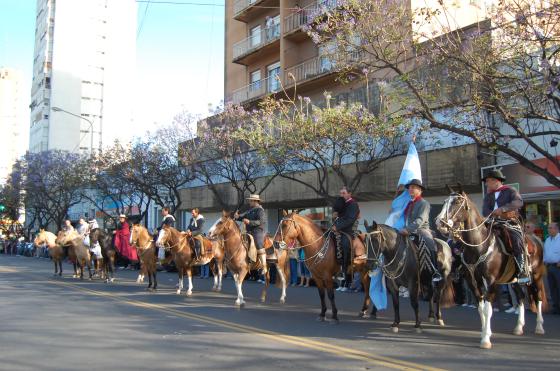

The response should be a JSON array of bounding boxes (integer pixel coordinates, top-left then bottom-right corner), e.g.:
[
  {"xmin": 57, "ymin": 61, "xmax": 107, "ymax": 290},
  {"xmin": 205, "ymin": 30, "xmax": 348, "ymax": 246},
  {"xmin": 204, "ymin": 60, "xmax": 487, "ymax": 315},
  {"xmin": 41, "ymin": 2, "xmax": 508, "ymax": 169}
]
[
  {"xmin": 284, "ymin": 0, "xmax": 342, "ymax": 40},
  {"xmin": 284, "ymin": 55, "xmax": 333, "ymax": 88},
  {"xmin": 231, "ymin": 73, "xmax": 283, "ymax": 105},
  {"xmin": 232, "ymin": 23, "xmax": 280, "ymax": 65},
  {"xmin": 233, "ymin": 0, "xmax": 279, "ymax": 23}
]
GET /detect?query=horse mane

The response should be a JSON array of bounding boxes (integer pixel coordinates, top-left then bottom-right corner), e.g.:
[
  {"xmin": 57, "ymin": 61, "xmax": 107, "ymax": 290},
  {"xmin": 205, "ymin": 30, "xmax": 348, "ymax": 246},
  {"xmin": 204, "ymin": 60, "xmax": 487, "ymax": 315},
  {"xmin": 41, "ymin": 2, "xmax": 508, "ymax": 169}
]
[
  {"xmin": 292, "ymin": 213, "xmax": 324, "ymax": 236},
  {"xmin": 461, "ymin": 192, "xmax": 485, "ymax": 224}
]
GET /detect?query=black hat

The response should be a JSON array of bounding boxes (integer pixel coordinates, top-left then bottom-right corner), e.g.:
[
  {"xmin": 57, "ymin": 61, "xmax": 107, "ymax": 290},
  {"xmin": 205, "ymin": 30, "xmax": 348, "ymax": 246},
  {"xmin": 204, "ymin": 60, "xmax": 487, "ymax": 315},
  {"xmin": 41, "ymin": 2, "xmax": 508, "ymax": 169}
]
[
  {"xmin": 482, "ymin": 169, "xmax": 506, "ymax": 182},
  {"xmin": 405, "ymin": 179, "xmax": 425, "ymax": 191}
]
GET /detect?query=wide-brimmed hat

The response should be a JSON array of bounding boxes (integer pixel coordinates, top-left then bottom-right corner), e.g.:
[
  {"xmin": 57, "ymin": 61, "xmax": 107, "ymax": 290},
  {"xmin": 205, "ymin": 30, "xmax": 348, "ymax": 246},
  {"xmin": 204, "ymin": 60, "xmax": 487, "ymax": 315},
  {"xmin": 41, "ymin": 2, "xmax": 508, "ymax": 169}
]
[
  {"xmin": 482, "ymin": 169, "xmax": 506, "ymax": 182},
  {"xmin": 119, "ymin": 214, "xmax": 127, "ymax": 219},
  {"xmin": 405, "ymin": 179, "xmax": 425, "ymax": 191},
  {"xmin": 246, "ymin": 194, "xmax": 261, "ymax": 202}
]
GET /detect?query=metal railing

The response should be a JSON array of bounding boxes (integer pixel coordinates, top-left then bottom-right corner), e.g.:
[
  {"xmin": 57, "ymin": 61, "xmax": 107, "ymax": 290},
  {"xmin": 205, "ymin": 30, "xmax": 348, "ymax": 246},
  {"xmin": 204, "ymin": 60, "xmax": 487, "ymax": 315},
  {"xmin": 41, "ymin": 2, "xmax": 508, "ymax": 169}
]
[
  {"xmin": 232, "ymin": 23, "xmax": 280, "ymax": 60},
  {"xmin": 284, "ymin": 0, "xmax": 341, "ymax": 34},
  {"xmin": 231, "ymin": 73, "xmax": 283, "ymax": 105},
  {"xmin": 284, "ymin": 55, "xmax": 333, "ymax": 86}
]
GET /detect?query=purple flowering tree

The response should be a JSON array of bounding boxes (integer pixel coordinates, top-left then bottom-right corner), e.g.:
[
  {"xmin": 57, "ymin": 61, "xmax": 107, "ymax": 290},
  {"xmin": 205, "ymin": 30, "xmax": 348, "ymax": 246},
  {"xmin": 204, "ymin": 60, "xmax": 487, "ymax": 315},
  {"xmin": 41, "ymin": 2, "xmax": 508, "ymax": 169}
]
[{"xmin": 306, "ymin": 0, "xmax": 560, "ymax": 187}]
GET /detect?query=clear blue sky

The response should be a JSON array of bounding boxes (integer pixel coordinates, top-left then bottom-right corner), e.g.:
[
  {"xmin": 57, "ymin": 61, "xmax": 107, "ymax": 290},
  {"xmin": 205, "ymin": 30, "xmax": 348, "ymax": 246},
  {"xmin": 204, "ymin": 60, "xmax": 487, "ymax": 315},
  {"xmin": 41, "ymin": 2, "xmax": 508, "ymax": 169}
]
[{"xmin": 0, "ymin": 0, "xmax": 225, "ymax": 137}]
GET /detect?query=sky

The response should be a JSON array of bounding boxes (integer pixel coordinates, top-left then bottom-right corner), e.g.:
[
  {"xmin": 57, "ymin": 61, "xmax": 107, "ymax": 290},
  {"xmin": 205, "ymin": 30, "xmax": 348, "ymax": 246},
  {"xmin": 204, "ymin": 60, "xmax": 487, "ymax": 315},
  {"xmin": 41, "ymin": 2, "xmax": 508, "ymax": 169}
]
[{"xmin": 0, "ymin": 0, "xmax": 225, "ymax": 143}]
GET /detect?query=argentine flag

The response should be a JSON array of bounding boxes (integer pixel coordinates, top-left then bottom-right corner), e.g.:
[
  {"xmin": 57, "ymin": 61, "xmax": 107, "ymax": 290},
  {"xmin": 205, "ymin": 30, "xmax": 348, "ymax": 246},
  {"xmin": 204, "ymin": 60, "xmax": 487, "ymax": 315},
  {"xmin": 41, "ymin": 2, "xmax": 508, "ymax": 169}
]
[{"xmin": 370, "ymin": 143, "xmax": 422, "ymax": 311}]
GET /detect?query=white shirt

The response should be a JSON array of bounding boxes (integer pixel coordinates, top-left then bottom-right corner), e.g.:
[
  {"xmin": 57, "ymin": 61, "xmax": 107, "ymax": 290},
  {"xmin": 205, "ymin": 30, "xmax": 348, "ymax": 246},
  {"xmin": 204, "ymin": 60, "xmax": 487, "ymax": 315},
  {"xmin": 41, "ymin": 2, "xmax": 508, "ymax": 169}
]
[
  {"xmin": 493, "ymin": 191, "xmax": 501, "ymax": 211},
  {"xmin": 544, "ymin": 234, "xmax": 560, "ymax": 264}
]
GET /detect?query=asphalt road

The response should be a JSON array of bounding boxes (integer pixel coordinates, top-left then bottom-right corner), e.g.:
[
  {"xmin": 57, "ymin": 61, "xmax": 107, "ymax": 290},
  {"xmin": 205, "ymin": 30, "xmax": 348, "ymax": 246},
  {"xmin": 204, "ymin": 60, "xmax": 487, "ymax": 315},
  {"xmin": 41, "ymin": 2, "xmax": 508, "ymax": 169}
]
[{"xmin": 1, "ymin": 255, "xmax": 559, "ymax": 371}]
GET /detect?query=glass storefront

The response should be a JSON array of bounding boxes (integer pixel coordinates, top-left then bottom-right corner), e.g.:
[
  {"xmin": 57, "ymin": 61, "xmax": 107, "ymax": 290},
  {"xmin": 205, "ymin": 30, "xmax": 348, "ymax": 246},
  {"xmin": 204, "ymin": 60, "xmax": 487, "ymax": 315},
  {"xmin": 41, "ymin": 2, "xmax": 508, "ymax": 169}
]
[{"xmin": 523, "ymin": 197, "xmax": 560, "ymax": 240}]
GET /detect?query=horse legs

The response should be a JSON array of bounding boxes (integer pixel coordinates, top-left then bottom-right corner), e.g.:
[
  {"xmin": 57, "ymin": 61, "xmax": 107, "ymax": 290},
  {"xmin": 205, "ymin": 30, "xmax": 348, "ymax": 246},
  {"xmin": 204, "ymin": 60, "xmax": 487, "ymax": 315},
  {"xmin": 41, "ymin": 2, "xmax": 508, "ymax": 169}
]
[
  {"xmin": 409, "ymin": 280, "xmax": 422, "ymax": 332},
  {"xmin": 58, "ymin": 260, "xmax": 63, "ymax": 276},
  {"xmin": 316, "ymin": 286, "xmax": 327, "ymax": 321},
  {"xmin": 73, "ymin": 262, "xmax": 78, "ymax": 278},
  {"xmin": 147, "ymin": 270, "xmax": 153, "ymax": 289},
  {"xmin": 53, "ymin": 260, "xmax": 58, "ymax": 277},
  {"xmin": 186, "ymin": 268, "xmax": 193, "ymax": 297},
  {"xmin": 153, "ymin": 270, "xmax": 158, "ymax": 291},
  {"xmin": 511, "ymin": 284, "xmax": 526, "ymax": 336},
  {"xmin": 211, "ymin": 260, "xmax": 219, "ymax": 291},
  {"xmin": 260, "ymin": 269, "xmax": 270, "ymax": 303},
  {"xmin": 233, "ymin": 270, "xmax": 247, "ymax": 306},
  {"xmin": 359, "ymin": 273, "xmax": 372, "ymax": 318},
  {"xmin": 108, "ymin": 256, "xmax": 115, "ymax": 283},
  {"xmin": 478, "ymin": 300, "xmax": 494, "ymax": 349},
  {"xmin": 86, "ymin": 259, "xmax": 93, "ymax": 280},
  {"xmin": 277, "ymin": 261, "xmax": 287, "ymax": 304},
  {"xmin": 433, "ymin": 280, "xmax": 445, "ymax": 326},
  {"xmin": 388, "ymin": 280, "xmax": 400, "ymax": 332},
  {"xmin": 327, "ymin": 285, "xmax": 339, "ymax": 324},
  {"xmin": 176, "ymin": 270, "xmax": 184, "ymax": 295}
]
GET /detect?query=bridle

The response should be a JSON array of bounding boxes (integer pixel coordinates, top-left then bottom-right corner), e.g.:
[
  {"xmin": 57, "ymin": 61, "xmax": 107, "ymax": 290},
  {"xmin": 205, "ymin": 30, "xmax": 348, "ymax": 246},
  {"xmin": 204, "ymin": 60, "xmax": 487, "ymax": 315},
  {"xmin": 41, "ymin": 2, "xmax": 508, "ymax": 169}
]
[{"xmin": 365, "ymin": 227, "xmax": 408, "ymax": 280}]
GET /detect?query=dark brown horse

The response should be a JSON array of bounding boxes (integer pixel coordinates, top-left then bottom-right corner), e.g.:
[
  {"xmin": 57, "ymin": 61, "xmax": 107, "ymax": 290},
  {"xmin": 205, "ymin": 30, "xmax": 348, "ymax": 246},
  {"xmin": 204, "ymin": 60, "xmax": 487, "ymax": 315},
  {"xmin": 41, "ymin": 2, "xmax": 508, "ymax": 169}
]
[
  {"xmin": 130, "ymin": 224, "xmax": 158, "ymax": 291},
  {"xmin": 363, "ymin": 220, "xmax": 454, "ymax": 333},
  {"xmin": 209, "ymin": 211, "xmax": 290, "ymax": 306},
  {"xmin": 273, "ymin": 212, "xmax": 370, "ymax": 323},
  {"xmin": 89, "ymin": 228, "xmax": 117, "ymax": 283},
  {"xmin": 436, "ymin": 189, "xmax": 546, "ymax": 349}
]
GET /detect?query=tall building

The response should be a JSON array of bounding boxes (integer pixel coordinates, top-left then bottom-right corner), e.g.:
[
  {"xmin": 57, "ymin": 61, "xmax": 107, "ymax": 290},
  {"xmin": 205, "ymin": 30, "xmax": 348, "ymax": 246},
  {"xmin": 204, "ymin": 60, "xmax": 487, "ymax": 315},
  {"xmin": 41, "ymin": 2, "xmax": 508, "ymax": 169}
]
[
  {"xmin": 0, "ymin": 68, "xmax": 26, "ymax": 184},
  {"xmin": 29, "ymin": 0, "xmax": 136, "ymax": 154}
]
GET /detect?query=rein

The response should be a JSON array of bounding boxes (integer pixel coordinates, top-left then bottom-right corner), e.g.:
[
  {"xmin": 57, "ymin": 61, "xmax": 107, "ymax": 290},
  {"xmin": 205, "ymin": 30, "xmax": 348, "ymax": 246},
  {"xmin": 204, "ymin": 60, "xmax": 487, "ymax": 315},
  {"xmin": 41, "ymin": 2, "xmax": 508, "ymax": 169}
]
[{"xmin": 366, "ymin": 228, "xmax": 409, "ymax": 280}]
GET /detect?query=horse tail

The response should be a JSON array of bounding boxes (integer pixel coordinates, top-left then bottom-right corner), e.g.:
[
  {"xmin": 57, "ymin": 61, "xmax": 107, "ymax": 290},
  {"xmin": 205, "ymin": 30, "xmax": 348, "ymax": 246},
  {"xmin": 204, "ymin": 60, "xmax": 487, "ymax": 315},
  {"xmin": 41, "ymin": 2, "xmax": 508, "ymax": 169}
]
[
  {"xmin": 440, "ymin": 272, "xmax": 456, "ymax": 308},
  {"xmin": 526, "ymin": 235, "xmax": 549, "ymax": 313}
]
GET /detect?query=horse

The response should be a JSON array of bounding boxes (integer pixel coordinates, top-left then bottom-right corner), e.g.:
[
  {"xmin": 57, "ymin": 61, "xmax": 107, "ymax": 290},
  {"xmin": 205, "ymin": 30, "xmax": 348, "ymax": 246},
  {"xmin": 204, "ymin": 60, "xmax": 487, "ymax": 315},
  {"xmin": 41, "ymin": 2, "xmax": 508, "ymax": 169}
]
[
  {"xmin": 157, "ymin": 224, "xmax": 226, "ymax": 296},
  {"xmin": 208, "ymin": 211, "xmax": 290, "ymax": 306},
  {"xmin": 272, "ymin": 211, "xmax": 370, "ymax": 323},
  {"xmin": 435, "ymin": 187, "xmax": 546, "ymax": 349},
  {"xmin": 56, "ymin": 230, "xmax": 93, "ymax": 280},
  {"xmin": 89, "ymin": 228, "xmax": 117, "ymax": 283},
  {"xmin": 34, "ymin": 230, "xmax": 64, "ymax": 276},
  {"xmin": 130, "ymin": 224, "xmax": 158, "ymax": 291},
  {"xmin": 363, "ymin": 220, "xmax": 455, "ymax": 333}
]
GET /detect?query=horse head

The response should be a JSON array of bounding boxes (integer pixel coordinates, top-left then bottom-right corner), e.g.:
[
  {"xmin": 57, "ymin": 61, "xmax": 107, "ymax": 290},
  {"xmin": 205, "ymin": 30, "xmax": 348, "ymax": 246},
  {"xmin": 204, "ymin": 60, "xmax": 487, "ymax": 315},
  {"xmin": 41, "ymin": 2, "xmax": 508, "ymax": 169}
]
[
  {"xmin": 436, "ymin": 189, "xmax": 472, "ymax": 236},
  {"xmin": 273, "ymin": 212, "xmax": 300, "ymax": 249},
  {"xmin": 156, "ymin": 224, "xmax": 173, "ymax": 248},
  {"xmin": 130, "ymin": 224, "xmax": 143, "ymax": 246},
  {"xmin": 209, "ymin": 210, "xmax": 236, "ymax": 239}
]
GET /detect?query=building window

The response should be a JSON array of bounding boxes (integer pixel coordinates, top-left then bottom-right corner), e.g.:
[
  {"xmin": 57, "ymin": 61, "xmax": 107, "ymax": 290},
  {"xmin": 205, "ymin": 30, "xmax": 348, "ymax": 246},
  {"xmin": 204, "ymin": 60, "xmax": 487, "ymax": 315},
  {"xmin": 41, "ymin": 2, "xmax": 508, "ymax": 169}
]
[
  {"xmin": 267, "ymin": 62, "xmax": 281, "ymax": 93},
  {"xmin": 250, "ymin": 70, "xmax": 261, "ymax": 92},
  {"xmin": 250, "ymin": 25, "xmax": 262, "ymax": 47}
]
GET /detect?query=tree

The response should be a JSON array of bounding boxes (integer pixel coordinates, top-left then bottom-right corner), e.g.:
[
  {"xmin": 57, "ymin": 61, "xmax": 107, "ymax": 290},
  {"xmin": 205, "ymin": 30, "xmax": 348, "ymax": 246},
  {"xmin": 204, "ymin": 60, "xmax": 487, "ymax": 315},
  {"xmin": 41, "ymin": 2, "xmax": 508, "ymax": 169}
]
[
  {"xmin": 0, "ymin": 159, "xmax": 25, "ymax": 225},
  {"xmin": 182, "ymin": 105, "xmax": 284, "ymax": 209},
  {"xmin": 23, "ymin": 151, "xmax": 89, "ymax": 230},
  {"xmin": 235, "ymin": 91, "xmax": 409, "ymax": 202},
  {"xmin": 305, "ymin": 0, "xmax": 560, "ymax": 187}
]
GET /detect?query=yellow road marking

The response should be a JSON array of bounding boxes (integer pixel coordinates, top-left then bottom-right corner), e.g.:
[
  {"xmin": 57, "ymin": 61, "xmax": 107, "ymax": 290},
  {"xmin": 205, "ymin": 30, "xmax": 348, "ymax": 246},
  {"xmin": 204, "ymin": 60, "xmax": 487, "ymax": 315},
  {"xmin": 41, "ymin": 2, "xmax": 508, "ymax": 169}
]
[{"xmin": 50, "ymin": 279, "xmax": 446, "ymax": 371}]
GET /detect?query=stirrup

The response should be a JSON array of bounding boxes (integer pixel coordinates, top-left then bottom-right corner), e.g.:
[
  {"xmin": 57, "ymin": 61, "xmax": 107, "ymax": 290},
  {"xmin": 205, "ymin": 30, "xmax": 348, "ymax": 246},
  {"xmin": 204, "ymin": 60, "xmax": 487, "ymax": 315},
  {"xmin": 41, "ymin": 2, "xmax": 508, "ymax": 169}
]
[
  {"xmin": 432, "ymin": 272, "xmax": 443, "ymax": 282},
  {"xmin": 517, "ymin": 274, "xmax": 531, "ymax": 285},
  {"xmin": 335, "ymin": 271, "xmax": 346, "ymax": 282}
]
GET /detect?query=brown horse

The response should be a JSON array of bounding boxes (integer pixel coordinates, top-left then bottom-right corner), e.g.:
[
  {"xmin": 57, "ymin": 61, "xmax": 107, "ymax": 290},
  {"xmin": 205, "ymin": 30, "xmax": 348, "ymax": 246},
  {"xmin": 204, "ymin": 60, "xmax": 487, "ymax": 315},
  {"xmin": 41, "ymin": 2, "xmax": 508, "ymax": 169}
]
[
  {"xmin": 157, "ymin": 224, "xmax": 225, "ymax": 296},
  {"xmin": 130, "ymin": 224, "xmax": 158, "ymax": 291},
  {"xmin": 57, "ymin": 230, "xmax": 93, "ymax": 280},
  {"xmin": 34, "ymin": 230, "xmax": 63, "ymax": 276},
  {"xmin": 273, "ymin": 212, "xmax": 369, "ymax": 323},
  {"xmin": 436, "ymin": 189, "xmax": 546, "ymax": 349},
  {"xmin": 208, "ymin": 211, "xmax": 290, "ymax": 306}
]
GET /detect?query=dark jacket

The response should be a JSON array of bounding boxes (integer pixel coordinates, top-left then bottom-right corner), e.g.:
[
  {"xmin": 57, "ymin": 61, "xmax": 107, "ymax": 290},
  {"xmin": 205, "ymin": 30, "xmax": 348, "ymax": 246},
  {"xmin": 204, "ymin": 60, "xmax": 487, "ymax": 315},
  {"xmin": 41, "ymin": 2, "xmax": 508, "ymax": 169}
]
[
  {"xmin": 405, "ymin": 198, "xmax": 431, "ymax": 233},
  {"xmin": 159, "ymin": 214, "xmax": 175, "ymax": 230},
  {"xmin": 187, "ymin": 215, "xmax": 205, "ymax": 237},
  {"xmin": 482, "ymin": 187, "xmax": 523, "ymax": 217},
  {"xmin": 237, "ymin": 205, "xmax": 266, "ymax": 234},
  {"xmin": 334, "ymin": 198, "xmax": 360, "ymax": 234}
]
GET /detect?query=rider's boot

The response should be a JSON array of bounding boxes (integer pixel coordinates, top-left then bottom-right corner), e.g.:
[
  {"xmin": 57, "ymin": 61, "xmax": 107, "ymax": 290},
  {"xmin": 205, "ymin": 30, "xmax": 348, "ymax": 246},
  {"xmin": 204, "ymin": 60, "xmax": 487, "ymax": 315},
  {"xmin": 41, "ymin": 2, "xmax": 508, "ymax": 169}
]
[
  {"xmin": 430, "ymin": 249, "xmax": 443, "ymax": 282},
  {"xmin": 514, "ymin": 253, "xmax": 531, "ymax": 284}
]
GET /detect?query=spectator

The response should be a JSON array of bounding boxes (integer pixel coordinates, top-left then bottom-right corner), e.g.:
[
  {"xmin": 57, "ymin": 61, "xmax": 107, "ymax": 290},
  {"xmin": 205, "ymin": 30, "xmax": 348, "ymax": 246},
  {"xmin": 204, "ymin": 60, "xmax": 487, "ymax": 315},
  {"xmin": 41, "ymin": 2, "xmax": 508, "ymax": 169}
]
[
  {"xmin": 289, "ymin": 246, "xmax": 299, "ymax": 286},
  {"xmin": 63, "ymin": 220, "xmax": 74, "ymax": 232},
  {"xmin": 544, "ymin": 222, "xmax": 560, "ymax": 314},
  {"xmin": 298, "ymin": 248, "xmax": 311, "ymax": 287},
  {"xmin": 199, "ymin": 263, "xmax": 210, "ymax": 279}
]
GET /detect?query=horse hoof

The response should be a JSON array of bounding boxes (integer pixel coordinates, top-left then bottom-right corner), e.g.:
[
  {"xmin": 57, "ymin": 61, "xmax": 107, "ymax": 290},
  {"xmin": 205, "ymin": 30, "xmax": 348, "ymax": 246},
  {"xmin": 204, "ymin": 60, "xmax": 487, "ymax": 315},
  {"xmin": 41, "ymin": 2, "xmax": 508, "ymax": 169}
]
[
  {"xmin": 280, "ymin": 298, "xmax": 286, "ymax": 304},
  {"xmin": 415, "ymin": 327, "xmax": 422, "ymax": 334},
  {"xmin": 330, "ymin": 318, "xmax": 340, "ymax": 325},
  {"xmin": 437, "ymin": 319, "xmax": 445, "ymax": 327},
  {"xmin": 391, "ymin": 326, "xmax": 399, "ymax": 333},
  {"xmin": 176, "ymin": 290, "xmax": 181, "ymax": 295},
  {"xmin": 513, "ymin": 328, "xmax": 523, "ymax": 336},
  {"xmin": 480, "ymin": 341, "xmax": 492, "ymax": 349},
  {"xmin": 110, "ymin": 278, "xmax": 115, "ymax": 283},
  {"xmin": 535, "ymin": 328, "xmax": 545, "ymax": 335},
  {"xmin": 186, "ymin": 291, "xmax": 193, "ymax": 297},
  {"xmin": 316, "ymin": 316, "xmax": 326, "ymax": 322},
  {"xmin": 359, "ymin": 311, "xmax": 370, "ymax": 319}
]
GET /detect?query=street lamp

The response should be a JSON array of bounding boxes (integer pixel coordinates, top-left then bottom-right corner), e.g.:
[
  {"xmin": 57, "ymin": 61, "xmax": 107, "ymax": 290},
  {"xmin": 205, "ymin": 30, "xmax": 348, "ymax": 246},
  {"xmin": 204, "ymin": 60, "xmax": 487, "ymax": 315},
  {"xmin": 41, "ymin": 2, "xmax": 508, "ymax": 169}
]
[{"xmin": 51, "ymin": 106, "xmax": 94, "ymax": 155}]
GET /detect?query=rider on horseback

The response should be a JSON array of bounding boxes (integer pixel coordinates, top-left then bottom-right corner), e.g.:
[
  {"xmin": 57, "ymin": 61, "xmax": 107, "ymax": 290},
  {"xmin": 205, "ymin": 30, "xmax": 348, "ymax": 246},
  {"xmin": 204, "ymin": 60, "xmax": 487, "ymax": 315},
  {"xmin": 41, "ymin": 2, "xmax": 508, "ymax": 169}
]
[
  {"xmin": 482, "ymin": 170, "xmax": 529, "ymax": 284},
  {"xmin": 399, "ymin": 179, "xmax": 443, "ymax": 282},
  {"xmin": 235, "ymin": 194, "xmax": 267, "ymax": 273},
  {"xmin": 155, "ymin": 207, "xmax": 176, "ymax": 261},
  {"xmin": 186, "ymin": 208, "xmax": 205, "ymax": 259},
  {"xmin": 332, "ymin": 186, "xmax": 360, "ymax": 284}
]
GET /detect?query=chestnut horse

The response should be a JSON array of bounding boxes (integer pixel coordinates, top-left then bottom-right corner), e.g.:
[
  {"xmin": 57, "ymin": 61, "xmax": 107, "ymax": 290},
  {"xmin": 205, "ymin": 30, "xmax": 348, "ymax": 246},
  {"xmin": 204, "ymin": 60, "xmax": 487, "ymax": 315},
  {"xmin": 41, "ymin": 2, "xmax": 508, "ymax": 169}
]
[
  {"xmin": 34, "ymin": 230, "xmax": 63, "ymax": 276},
  {"xmin": 209, "ymin": 211, "xmax": 290, "ymax": 306},
  {"xmin": 273, "ymin": 212, "xmax": 369, "ymax": 323},
  {"xmin": 57, "ymin": 230, "xmax": 93, "ymax": 280},
  {"xmin": 436, "ymin": 189, "xmax": 546, "ymax": 349},
  {"xmin": 130, "ymin": 224, "xmax": 158, "ymax": 291},
  {"xmin": 157, "ymin": 225, "xmax": 225, "ymax": 296}
]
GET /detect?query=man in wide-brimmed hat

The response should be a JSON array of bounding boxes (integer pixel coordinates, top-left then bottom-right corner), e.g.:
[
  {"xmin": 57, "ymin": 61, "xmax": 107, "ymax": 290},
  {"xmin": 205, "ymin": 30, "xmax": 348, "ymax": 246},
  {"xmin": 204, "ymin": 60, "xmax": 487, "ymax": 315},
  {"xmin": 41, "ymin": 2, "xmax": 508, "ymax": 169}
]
[
  {"xmin": 399, "ymin": 179, "xmax": 442, "ymax": 282},
  {"xmin": 482, "ymin": 169, "xmax": 529, "ymax": 283},
  {"xmin": 235, "ymin": 194, "xmax": 267, "ymax": 272}
]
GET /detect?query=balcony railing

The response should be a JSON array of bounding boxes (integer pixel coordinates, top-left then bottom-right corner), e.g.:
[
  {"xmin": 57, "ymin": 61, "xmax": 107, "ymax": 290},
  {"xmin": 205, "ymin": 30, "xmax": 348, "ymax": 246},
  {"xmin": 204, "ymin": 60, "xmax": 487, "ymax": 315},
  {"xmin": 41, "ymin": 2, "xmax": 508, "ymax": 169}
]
[
  {"xmin": 231, "ymin": 73, "xmax": 283, "ymax": 105},
  {"xmin": 284, "ymin": 55, "xmax": 333, "ymax": 86},
  {"xmin": 232, "ymin": 23, "xmax": 280, "ymax": 61},
  {"xmin": 284, "ymin": 0, "xmax": 342, "ymax": 35},
  {"xmin": 233, "ymin": 0, "xmax": 258, "ymax": 18}
]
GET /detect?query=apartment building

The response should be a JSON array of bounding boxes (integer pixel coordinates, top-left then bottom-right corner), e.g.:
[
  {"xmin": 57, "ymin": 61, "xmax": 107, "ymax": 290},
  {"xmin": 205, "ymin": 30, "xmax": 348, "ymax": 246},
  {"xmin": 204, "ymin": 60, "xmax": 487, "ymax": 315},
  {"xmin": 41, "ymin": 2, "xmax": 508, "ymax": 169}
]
[{"xmin": 29, "ymin": 0, "xmax": 136, "ymax": 154}]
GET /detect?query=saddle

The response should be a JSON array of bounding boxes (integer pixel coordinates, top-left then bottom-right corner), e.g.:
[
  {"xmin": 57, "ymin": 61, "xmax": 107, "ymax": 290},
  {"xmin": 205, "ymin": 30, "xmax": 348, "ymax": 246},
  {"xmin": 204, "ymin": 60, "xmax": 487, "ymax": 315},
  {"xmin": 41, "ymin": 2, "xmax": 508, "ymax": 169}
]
[
  {"xmin": 336, "ymin": 231, "xmax": 367, "ymax": 265},
  {"xmin": 241, "ymin": 233, "xmax": 258, "ymax": 263}
]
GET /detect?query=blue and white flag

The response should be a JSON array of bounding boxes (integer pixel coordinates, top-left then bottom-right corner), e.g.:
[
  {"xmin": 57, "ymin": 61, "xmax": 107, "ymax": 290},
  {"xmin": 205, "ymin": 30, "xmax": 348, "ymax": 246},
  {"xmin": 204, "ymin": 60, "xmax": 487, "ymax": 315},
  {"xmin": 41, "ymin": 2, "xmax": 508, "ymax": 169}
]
[{"xmin": 384, "ymin": 143, "xmax": 422, "ymax": 229}]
